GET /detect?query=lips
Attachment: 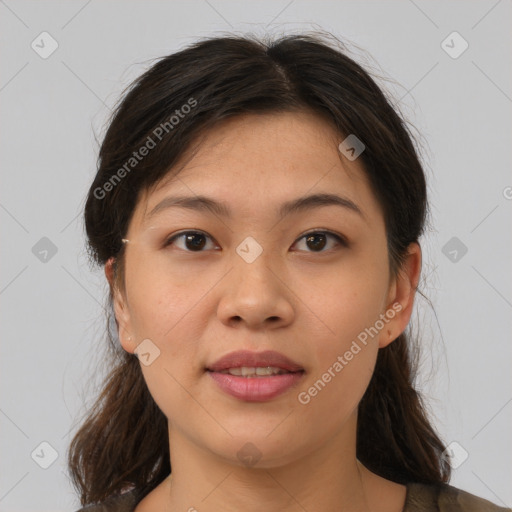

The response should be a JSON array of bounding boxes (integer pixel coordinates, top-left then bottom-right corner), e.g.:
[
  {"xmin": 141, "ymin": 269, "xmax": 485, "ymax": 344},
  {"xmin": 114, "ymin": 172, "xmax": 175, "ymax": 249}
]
[
  {"xmin": 206, "ymin": 350, "xmax": 305, "ymax": 402},
  {"xmin": 206, "ymin": 350, "xmax": 304, "ymax": 373}
]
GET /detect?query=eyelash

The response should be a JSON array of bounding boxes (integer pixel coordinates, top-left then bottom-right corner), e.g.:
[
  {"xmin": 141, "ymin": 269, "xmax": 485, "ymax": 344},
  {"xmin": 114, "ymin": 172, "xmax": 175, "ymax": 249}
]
[{"xmin": 162, "ymin": 229, "xmax": 348, "ymax": 253}]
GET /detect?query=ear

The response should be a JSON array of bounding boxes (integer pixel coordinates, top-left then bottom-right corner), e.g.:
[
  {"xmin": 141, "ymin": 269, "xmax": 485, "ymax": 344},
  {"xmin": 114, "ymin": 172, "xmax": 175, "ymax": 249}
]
[
  {"xmin": 378, "ymin": 242, "xmax": 422, "ymax": 348},
  {"xmin": 105, "ymin": 257, "xmax": 136, "ymax": 354}
]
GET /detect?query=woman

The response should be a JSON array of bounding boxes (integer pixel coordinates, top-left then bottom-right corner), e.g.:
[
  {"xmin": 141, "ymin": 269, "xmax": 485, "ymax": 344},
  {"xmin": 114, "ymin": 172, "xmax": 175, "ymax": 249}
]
[{"xmin": 69, "ymin": 32, "xmax": 510, "ymax": 512}]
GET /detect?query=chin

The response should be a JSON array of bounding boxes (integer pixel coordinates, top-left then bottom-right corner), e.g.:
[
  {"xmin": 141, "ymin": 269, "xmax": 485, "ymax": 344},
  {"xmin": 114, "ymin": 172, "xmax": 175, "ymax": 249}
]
[{"xmin": 202, "ymin": 431, "xmax": 307, "ymax": 470}]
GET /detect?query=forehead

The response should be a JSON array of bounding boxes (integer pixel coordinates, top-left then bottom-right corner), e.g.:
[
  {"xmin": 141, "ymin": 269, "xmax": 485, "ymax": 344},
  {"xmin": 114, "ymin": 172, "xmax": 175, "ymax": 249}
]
[
  {"xmin": 155, "ymin": 111, "xmax": 346, "ymax": 185},
  {"xmin": 134, "ymin": 111, "xmax": 382, "ymax": 228}
]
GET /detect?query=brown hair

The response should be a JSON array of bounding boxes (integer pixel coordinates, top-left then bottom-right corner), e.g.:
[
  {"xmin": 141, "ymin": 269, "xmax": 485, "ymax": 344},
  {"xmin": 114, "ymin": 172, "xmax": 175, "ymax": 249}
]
[{"xmin": 68, "ymin": 31, "xmax": 451, "ymax": 507}]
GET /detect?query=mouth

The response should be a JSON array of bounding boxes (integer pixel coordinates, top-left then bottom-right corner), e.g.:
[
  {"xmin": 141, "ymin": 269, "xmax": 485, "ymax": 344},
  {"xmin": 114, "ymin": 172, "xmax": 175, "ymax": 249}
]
[
  {"xmin": 211, "ymin": 366, "xmax": 298, "ymax": 377},
  {"xmin": 206, "ymin": 350, "xmax": 305, "ymax": 401},
  {"xmin": 206, "ymin": 349, "xmax": 304, "ymax": 373}
]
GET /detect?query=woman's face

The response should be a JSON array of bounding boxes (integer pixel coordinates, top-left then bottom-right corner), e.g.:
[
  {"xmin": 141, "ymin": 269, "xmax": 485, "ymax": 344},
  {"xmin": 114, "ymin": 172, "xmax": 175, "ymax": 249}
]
[{"xmin": 109, "ymin": 111, "xmax": 418, "ymax": 468}]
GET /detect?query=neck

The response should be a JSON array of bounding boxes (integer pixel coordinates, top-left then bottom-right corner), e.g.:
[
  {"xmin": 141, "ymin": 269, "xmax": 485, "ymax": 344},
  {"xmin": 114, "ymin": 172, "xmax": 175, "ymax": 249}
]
[{"xmin": 162, "ymin": 413, "xmax": 373, "ymax": 512}]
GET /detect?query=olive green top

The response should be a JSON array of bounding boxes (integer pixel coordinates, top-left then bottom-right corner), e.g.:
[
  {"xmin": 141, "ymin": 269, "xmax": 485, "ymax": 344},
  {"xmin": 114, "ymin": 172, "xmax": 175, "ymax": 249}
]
[{"xmin": 75, "ymin": 482, "xmax": 511, "ymax": 511}]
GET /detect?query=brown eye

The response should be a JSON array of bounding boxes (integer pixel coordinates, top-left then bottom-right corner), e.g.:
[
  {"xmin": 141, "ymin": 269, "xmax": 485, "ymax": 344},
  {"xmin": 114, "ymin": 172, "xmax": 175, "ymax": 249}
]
[
  {"xmin": 292, "ymin": 231, "xmax": 346, "ymax": 253},
  {"xmin": 163, "ymin": 229, "xmax": 346, "ymax": 254},
  {"xmin": 305, "ymin": 233, "xmax": 327, "ymax": 251},
  {"xmin": 164, "ymin": 231, "xmax": 217, "ymax": 252}
]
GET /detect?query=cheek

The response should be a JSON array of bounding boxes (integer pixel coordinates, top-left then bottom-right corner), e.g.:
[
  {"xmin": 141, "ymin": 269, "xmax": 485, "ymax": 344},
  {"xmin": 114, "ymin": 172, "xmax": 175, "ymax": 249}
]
[
  {"xmin": 296, "ymin": 272, "xmax": 384, "ymax": 424},
  {"xmin": 294, "ymin": 253, "xmax": 389, "ymax": 348},
  {"xmin": 293, "ymin": 253, "xmax": 388, "ymax": 414},
  {"xmin": 296, "ymin": 344, "xmax": 378, "ymax": 448},
  {"xmin": 128, "ymin": 269, "xmax": 208, "ymax": 422},
  {"xmin": 124, "ymin": 251, "xmax": 212, "ymax": 341},
  {"xmin": 123, "ymin": 252, "xmax": 219, "ymax": 383}
]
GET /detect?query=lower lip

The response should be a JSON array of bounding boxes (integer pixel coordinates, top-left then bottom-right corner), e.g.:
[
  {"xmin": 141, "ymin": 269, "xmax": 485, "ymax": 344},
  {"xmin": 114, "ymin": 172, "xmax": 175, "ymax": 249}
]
[{"xmin": 207, "ymin": 371, "xmax": 304, "ymax": 402}]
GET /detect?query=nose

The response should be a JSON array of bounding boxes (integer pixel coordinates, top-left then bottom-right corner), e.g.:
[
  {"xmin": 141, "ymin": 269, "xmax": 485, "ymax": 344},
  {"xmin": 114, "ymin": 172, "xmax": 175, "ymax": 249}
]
[{"xmin": 216, "ymin": 249, "xmax": 295, "ymax": 330}]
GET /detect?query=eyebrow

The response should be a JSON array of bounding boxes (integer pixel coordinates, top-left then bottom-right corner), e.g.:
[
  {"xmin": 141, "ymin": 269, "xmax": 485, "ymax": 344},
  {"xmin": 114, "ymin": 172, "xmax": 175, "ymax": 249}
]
[{"xmin": 145, "ymin": 192, "xmax": 365, "ymax": 224}]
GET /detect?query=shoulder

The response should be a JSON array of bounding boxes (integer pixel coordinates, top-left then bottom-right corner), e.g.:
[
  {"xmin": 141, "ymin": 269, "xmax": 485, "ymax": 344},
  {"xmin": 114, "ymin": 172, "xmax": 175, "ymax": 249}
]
[
  {"xmin": 73, "ymin": 482, "xmax": 511, "ymax": 512},
  {"xmin": 73, "ymin": 488, "xmax": 141, "ymax": 512},
  {"xmin": 405, "ymin": 482, "xmax": 511, "ymax": 512}
]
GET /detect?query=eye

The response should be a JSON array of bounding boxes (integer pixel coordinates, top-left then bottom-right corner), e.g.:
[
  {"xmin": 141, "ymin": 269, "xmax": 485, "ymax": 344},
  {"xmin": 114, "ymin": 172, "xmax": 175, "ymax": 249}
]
[
  {"xmin": 292, "ymin": 230, "xmax": 347, "ymax": 253},
  {"xmin": 163, "ymin": 229, "xmax": 347, "ymax": 253},
  {"xmin": 163, "ymin": 230, "xmax": 219, "ymax": 252}
]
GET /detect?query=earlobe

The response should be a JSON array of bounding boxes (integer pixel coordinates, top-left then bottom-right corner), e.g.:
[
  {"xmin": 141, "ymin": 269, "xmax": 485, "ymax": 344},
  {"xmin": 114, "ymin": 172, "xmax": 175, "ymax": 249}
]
[{"xmin": 378, "ymin": 242, "xmax": 422, "ymax": 348}]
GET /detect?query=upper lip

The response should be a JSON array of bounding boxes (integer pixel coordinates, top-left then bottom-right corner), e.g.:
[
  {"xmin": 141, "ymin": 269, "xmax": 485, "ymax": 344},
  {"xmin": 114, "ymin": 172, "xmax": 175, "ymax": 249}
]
[{"xmin": 207, "ymin": 350, "xmax": 304, "ymax": 373}]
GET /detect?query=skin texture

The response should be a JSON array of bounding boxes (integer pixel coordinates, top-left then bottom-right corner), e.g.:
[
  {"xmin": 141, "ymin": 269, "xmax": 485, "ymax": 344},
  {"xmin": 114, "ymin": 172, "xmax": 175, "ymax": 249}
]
[{"xmin": 105, "ymin": 111, "xmax": 421, "ymax": 512}]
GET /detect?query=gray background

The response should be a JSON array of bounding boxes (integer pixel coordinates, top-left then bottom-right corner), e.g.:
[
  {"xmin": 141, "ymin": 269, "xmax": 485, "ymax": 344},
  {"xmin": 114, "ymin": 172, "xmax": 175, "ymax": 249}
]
[{"xmin": 1, "ymin": 1, "xmax": 511, "ymax": 510}]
